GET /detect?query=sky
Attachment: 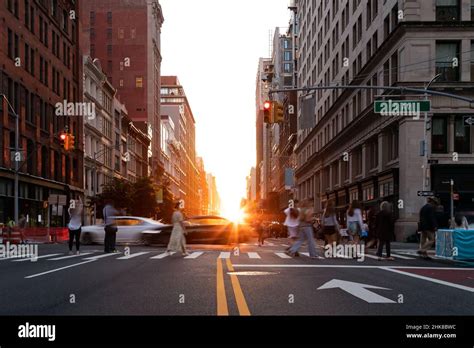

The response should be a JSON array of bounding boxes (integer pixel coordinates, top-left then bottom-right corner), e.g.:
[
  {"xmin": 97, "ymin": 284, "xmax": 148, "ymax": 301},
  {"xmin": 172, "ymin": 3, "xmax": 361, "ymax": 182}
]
[{"xmin": 160, "ymin": 0, "xmax": 290, "ymax": 219}]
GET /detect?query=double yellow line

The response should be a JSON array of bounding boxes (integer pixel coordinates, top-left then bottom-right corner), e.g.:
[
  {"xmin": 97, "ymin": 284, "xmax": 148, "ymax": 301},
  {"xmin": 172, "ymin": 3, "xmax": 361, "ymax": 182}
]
[{"xmin": 216, "ymin": 257, "xmax": 250, "ymax": 316}]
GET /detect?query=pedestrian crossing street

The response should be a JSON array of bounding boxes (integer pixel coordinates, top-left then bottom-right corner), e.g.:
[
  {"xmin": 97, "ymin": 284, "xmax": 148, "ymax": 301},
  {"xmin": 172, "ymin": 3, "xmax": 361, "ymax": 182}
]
[{"xmin": 4, "ymin": 248, "xmax": 421, "ymax": 263}]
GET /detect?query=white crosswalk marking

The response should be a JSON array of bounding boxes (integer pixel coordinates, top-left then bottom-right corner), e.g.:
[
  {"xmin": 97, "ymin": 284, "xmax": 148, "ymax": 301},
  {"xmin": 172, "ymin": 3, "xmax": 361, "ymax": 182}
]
[
  {"xmin": 275, "ymin": 252, "xmax": 292, "ymax": 259},
  {"xmin": 151, "ymin": 252, "xmax": 175, "ymax": 259},
  {"xmin": 281, "ymin": 244, "xmax": 289, "ymax": 247},
  {"xmin": 84, "ymin": 253, "xmax": 122, "ymax": 260},
  {"xmin": 48, "ymin": 252, "xmax": 95, "ymax": 260},
  {"xmin": 266, "ymin": 242, "xmax": 275, "ymax": 246},
  {"xmin": 12, "ymin": 254, "xmax": 61, "ymax": 262},
  {"xmin": 117, "ymin": 252, "xmax": 150, "ymax": 260},
  {"xmin": 247, "ymin": 252, "xmax": 261, "ymax": 259},
  {"xmin": 300, "ymin": 252, "xmax": 325, "ymax": 259},
  {"xmin": 391, "ymin": 253, "xmax": 415, "ymax": 260},
  {"xmin": 363, "ymin": 254, "xmax": 380, "ymax": 260},
  {"xmin": 219, "ymin": 252, "xmax": 231, "ymax": 259},
  {"xmin": 184, "ymin": 252, "xmax": 204, "ymax": 259}
]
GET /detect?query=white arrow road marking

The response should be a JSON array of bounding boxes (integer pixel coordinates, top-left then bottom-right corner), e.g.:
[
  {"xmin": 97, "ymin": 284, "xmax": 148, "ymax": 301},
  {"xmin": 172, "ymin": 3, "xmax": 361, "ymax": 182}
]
[
  {"xmin": 25, "ymin": 260, "xmax": 96, "ymax": 279},
  {"xmin": 117, "ymin": 252, "xmax": 150, "ymax": 260},
  {"xmin": 247, "ymin": 252, "xmax": 261, "ymax": 259},
  {"xmin": 318, "ymin": 279, "xmax": 395, "ymax": 303},
  {"xmin": 151, "ymin": 252, "xmax": 176, "ymax": 259},
  {"xmin": 219, "ymin": 252, "xmax": 231, "ymax": 259},
  {"xmin": 12, "ymin": 253, "xmax": 62, "ymax": 262},
  {"xmin": 83, "ymin": 253, "xmax": 122, "ymax": 260},
  {"xmin": 184, "ymin": 252, "xmax": 204, "ymax": 259},
  {"xmin": 48, "ymin": 252, "xmax": 95, "ymax": 260}
]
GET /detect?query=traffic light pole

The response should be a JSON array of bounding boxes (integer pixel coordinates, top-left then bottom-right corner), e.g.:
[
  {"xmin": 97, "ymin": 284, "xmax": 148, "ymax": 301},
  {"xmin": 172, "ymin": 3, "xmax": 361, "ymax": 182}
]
[{"xmin": 92, "ymin": 149, "xmax": 107, "ymax": 224}]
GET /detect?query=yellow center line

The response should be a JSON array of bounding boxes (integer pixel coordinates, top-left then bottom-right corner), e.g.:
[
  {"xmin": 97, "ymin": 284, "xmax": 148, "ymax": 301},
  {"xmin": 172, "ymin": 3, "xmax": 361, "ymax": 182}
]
[
  {"xmin": 216, "ymin": 258, "xmax": 229, "ymax": 316},
  {"xmin": 226, "ymin": 258, "xmax": 251, "ymax": 316}
]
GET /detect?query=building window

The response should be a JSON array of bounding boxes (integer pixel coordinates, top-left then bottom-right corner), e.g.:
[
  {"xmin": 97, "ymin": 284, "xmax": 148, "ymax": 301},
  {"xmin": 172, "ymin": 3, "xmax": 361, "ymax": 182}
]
[
  {"xmin": 367, "ymin": 138, "xmax": 378, "ymax": 170},
  {"xmin": 454, "ymin": 116, "xmax": 471, "ymax": 153},
  {"xmin": 472, "ymin": 0, "xmax": 474, "ymax": 19},
  {"xmin": 118, "ymin": 28, "xmax": 125, "ymax": 39},
  {"xmin": 107, "ymin": 12, "xmax": 112, "ymax": 24},
  {"xmin": 384, "ymin": 15, "xmax": 390, "ymax": 40},
  {"xmin": 107, "ymin": 28, "xmax": 112, "ymax": 40},
  {"xmin": 284, "ymin": 51, "xmax": 292, "ymax": 61},
  {"xmin": 136, "ymin": 77, "xmax": 143, "ymax": 88},
  {"xmin": 436, "ymin": 41, "xmax": 460, "ymax": 82},
  {"xmin": 352, "ymin": 148, "xmax": 362, "ymax": 177},
  {"xmin": 391, "ymin": 51, "xmax": 398, "ymax": 84},
  {"xmin": 387, "ymin": 127, "xmax": 399, "ymax": 161},
  {"xmin": 432, "ymin": 117, "xmax": 448, "ymax": 154},
  {"xmin": 284, "ymin": 63, "xmax": 292, "ymax": 73},
  {"xmin": 107, "ymin": 45, "xmax": 112, "ymax": 56},
  {"xmin": 436, "ymin": 0, "xmax": 460, "ymax": 21},
  {"xmin": 471, "ymin": 41, "xmax": 474, "ymax": 81}
]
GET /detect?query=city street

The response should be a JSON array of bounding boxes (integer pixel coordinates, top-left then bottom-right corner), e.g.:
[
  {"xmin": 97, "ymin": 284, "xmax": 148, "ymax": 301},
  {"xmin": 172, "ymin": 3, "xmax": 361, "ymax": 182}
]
[{"xmin": 1, "ymin": 239, "xmax": 473, "ymax": 316}]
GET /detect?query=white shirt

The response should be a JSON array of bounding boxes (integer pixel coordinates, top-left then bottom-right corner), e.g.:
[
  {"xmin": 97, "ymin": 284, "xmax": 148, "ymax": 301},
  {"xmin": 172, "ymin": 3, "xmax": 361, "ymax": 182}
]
[
  {"xmin": 68, "ymin": 203, "xmax": 83, "ymax": 230},
  {"xmin": 283, "ymin": 208, "xmax": 300, "ymax": 227},
  {"xmin": 346, "ymin": 208, "xmax": 364, "ymax": 227}
]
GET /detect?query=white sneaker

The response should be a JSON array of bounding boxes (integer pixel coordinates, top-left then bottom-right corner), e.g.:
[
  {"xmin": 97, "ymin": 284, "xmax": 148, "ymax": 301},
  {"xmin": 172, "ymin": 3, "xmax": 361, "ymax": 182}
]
[{"xmin": 76, "ymin": 251, "xmax": 80, "ymax": 255}]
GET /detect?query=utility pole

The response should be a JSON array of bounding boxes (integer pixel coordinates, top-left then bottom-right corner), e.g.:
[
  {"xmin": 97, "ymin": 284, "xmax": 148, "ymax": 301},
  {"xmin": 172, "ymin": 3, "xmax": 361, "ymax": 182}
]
[
  {"xmin": 422, "ymin": 74, "xmax": 442, "ymax": 191},
  {"xmin": 1, "ymin": 94, "xmax": 20, "ymax": 225}
]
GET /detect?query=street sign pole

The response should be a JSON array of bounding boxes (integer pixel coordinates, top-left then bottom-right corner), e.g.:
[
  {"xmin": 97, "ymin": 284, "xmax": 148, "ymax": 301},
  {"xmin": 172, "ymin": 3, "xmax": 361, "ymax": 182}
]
[{"xmin": 450, "ymin": 179, "xmax": 454, "ymax": 223}]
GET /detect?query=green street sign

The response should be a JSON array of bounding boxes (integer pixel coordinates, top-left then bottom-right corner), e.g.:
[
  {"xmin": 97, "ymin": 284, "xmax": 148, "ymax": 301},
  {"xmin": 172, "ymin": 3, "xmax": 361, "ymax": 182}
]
[{"xmin": 374, "ymin": 100, "xmax": 431, "ymax": 116}]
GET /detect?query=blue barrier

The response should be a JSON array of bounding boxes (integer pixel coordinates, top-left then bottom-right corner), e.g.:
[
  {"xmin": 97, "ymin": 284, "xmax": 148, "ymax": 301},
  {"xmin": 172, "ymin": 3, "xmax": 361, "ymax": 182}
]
[{"xmin": 436, "ymin": 229, "xmax": 474, "ymax": 261}]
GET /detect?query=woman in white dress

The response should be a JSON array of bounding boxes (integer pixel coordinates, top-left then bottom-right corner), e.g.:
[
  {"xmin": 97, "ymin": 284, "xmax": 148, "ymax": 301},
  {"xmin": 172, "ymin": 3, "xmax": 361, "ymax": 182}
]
[{"xmin": 166, "ymin": 202, "xmax": 190, "ymax": 257}]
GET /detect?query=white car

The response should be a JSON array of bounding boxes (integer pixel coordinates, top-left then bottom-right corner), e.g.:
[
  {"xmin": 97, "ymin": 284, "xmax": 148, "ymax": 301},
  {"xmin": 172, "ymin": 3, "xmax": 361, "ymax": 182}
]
[{"xmin": 80, "ymin": 216, "xmax": 166, "ymax": 245}]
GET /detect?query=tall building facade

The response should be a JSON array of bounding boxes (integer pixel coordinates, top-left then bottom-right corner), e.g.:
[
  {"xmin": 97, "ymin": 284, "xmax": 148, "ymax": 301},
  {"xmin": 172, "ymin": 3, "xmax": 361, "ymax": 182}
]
[
  {"xmin": 295, "ymin": 0, "xmax": 474, "ymax": 240},
  {"xmin": 256, "ymin": 58, "xmax": 272, "ymax": 206},
  {"xmin": 80, "ymin": 0, "xmax": 164, "ymax": 177},
  {"xmin": 0, "ymin": 0, "xmax": 83, "ymax": 226},
  {"xmin": 207, "ymin": 173, "xmax": 221, "ymax": 216},
  {"xmin": 160, "ymin": 76, "xmax": 200, "ymax": 216},
  {"xmin": 83, "ymin": 56, "xmax": 150, "ymax": 224}
]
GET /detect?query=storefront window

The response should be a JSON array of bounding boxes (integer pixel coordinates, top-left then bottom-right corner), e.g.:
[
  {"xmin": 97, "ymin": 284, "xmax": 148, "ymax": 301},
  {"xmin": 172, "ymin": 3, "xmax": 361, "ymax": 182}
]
[
  {"xmin": 454, "ymin": 116, "xmax": 471, "ymax": 154},
  {"xmin": 432, "ymin": 117, "xmax": 448, "ymax": 153}
]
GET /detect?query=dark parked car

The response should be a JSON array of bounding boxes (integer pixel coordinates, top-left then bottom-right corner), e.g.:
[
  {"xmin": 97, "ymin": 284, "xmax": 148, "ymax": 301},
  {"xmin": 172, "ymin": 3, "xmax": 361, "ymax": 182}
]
[{"xmin": 142, "ymin": 216, "xmax": 251, "ymax": 245}]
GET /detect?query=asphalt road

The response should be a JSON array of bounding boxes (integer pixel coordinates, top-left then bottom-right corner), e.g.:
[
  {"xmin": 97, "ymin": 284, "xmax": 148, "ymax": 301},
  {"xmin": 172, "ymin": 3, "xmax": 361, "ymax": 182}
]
[{"xmin": 1, "ymin": 238, "xmax": 473, "ymax": 316}]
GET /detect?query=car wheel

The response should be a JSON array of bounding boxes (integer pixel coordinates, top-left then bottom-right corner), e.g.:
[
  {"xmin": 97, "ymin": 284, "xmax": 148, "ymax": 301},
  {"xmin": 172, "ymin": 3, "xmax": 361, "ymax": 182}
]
[{"xmin": 82, "ymin": 233, "xmax": 92, "ymax": 245}]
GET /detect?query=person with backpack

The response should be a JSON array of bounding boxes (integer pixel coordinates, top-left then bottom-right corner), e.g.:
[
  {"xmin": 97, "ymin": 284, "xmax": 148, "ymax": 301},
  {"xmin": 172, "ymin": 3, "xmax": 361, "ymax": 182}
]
[
  {"xmin": 346, "ymin": 200, "xmax": 364, "ymax": 245},
  {"xmin": 283, "ymin": 200, "xmax": 300, "ymax": 250}
]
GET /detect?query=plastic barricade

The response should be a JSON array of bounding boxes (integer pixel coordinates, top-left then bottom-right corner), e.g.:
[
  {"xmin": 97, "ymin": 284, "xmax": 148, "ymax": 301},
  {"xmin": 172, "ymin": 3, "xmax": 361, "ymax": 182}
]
[{"xmin": 436, "ymin": 229, "xmax": 474, "ymax": 261}]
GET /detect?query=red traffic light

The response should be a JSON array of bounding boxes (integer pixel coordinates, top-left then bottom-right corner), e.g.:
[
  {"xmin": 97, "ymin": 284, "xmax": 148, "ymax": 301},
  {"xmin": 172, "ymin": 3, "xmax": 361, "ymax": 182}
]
[
  {"xmin": 264, "ymin": 101, "xmax": 271, "ymax": 110},
  {"xmin": 60, "ymin": 133, "xmax": 67, "ymax": 141}
]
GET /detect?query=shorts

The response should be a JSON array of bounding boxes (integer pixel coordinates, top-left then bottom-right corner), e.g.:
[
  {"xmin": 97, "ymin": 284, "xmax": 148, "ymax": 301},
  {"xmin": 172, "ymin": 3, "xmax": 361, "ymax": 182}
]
[
  {"xmin": 323, "ymin": 226, "xmax": 337, "ymax": 235},
  {"xmin": 287, "ymin": 226, "xmax": 299, "ymax": 239},
  {"xmin": 347, "ymin": 221, "xmax": 361, "ymax": 236}
]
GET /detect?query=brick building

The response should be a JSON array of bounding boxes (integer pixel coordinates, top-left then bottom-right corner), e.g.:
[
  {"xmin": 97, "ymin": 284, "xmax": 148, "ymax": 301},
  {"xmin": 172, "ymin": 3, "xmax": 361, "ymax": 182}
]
[{"xmin": 0, "ymin": 0, "xmax": 83, "ymax": 226}]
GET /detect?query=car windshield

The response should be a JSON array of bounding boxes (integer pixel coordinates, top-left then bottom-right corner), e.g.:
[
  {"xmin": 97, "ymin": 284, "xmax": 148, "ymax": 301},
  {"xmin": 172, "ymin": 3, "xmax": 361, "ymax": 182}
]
[{"xmin": 187, "ymin": 217, "xmax": 229, "ymax": 225}]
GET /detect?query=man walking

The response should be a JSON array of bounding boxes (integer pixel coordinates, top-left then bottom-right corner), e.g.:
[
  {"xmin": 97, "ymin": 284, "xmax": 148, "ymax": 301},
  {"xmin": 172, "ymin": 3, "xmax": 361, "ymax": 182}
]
[
  {"xmin": 103, "ymin": 200, "xmax": 119, "ymax": 253},
  {"xmin": 417, "ymin": 197, "xmax": 439, "ymax": 259}
]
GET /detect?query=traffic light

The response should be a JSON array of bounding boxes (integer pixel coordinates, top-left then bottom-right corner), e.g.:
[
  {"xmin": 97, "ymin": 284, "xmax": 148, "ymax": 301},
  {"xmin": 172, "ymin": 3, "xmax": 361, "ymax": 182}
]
[
  {"xmin": 263, "ymin": 101, "xmax": 273, "ymax": 124},
  {"xmin": 274, "ymin": 102, "xmax": 284, "ymax": 123},
  {"xmin": 68, "ymin": 134, "xmax": 75, "ymax": 150},
  {"xmin": 60, "ymin": 132, "xmax": 67, "ymax": 149}
]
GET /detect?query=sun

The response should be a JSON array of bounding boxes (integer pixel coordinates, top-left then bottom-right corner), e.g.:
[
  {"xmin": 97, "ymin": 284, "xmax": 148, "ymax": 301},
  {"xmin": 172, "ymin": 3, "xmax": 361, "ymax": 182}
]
[{"xmin": 224, "ymin": 208, "xmax": 247, "ymax": 224}]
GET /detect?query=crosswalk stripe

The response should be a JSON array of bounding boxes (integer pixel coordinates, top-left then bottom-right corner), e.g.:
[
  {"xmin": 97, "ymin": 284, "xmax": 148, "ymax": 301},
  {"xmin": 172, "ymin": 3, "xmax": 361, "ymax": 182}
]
[
  {"xmin": 48, "ymin": 252, "xmax": 95, "ymax": 260},
  {"xmin": 266, "ymin": 242, "xmax": 275, "ymax": 246},
  {"xmin": 184, "ymin": 252, "xmax": 204, "ymax": 259},
  {"xmin": 117, "ymin": 252, "xmax": 150, "ymax": 260},
  {"xmin": 391, "ymin": 253, "xmax": 415, "ymax": 260},
  {"xmin": 219, "ymin": 252, "xmax": 231, "ymax": 259},
  {"xmin": 275, "ymin": 252, "xmax": 292, "ymax": 259},
  {"xmin": 300, "ymin": 252, "xmax": 325, "ymax": 259},
  {"xmin": 84, "ymin": 253, "xmax": 122, "ymax": 260},
  {"xmin": 151, "ymin": 252, "xmax": 176, "ymax": 259},
  {"xmin": 364, "ymin": 254, "xmax": 380, "ymax": 260},
  {"xmin": 12, "ymin": 253, "xmax": 62, "ymax": 262},
  {"xmin": 281, "ymin": 244, "xmax": 289, "ymax": 247},
  {"xmin": 247, "ymin": 252, "xmax": 261, "ymax": 259}
]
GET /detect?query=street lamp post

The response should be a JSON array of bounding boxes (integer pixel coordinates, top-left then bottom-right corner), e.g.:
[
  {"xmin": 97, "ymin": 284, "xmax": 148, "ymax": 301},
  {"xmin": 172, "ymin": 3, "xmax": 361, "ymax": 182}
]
[{"xmin": 1, "ymin": 94, "xmax": 20, "ymax": 225}]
